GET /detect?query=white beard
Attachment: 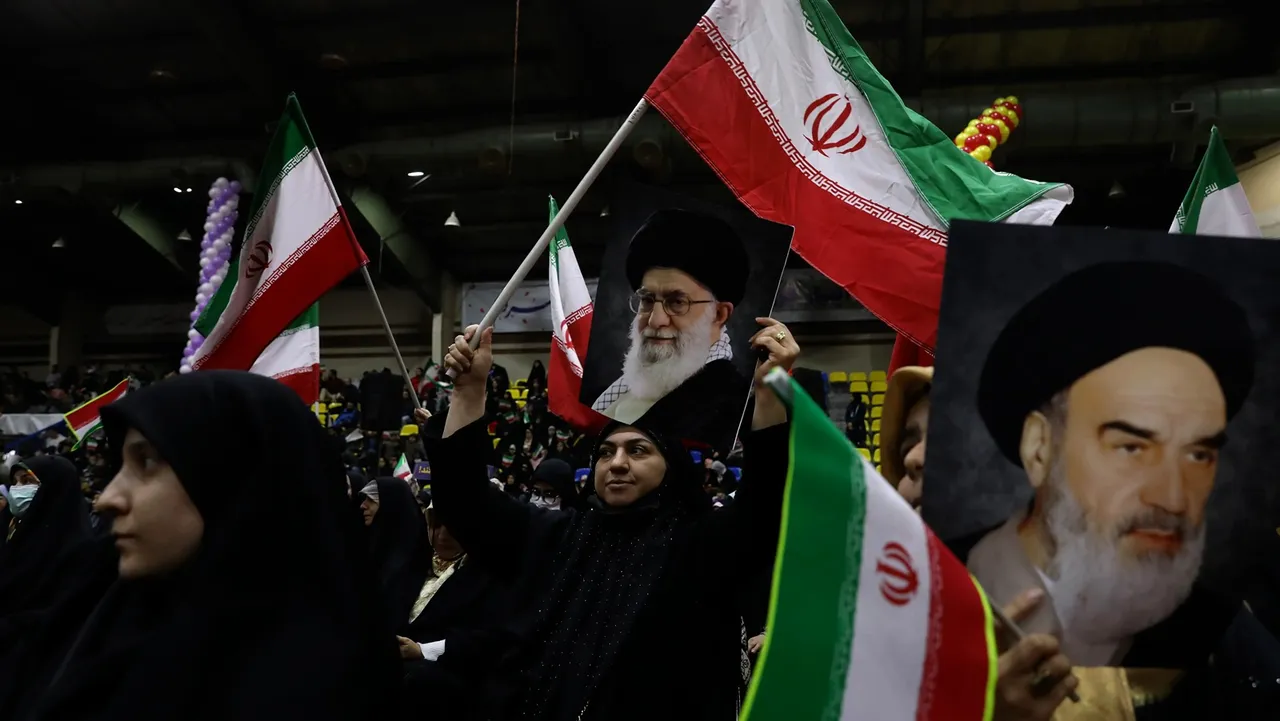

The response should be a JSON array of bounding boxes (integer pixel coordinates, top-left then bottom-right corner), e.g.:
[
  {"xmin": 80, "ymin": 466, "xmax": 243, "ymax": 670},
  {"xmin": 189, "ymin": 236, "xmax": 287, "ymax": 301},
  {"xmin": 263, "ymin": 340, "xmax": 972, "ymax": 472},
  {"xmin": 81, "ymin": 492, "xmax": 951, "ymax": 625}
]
[
  {"xmin": 619, "ymin": 309, "xmax": 716, "ymax": 400},
  {"xmin": 1041, "ymin": 462, "xmax": 1205, "ymax": 647}
]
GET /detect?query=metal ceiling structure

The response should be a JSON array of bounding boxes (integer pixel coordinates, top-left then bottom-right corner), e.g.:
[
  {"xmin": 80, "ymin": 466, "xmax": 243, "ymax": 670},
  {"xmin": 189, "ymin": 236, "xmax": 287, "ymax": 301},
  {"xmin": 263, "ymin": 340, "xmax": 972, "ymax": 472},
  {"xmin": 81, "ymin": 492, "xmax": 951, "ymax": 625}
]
[{"xmin": 0, "ymin": 0, "xmax": 1275, "ymax": 315}]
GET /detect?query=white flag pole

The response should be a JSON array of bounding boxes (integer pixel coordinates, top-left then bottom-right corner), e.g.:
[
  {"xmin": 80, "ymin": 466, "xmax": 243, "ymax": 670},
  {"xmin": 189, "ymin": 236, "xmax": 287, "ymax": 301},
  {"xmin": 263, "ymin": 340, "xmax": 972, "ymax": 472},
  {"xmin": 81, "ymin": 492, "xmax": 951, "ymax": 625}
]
[{"xmin": 446, "ymin": 98, "xmax": 651, "ymax": 376}]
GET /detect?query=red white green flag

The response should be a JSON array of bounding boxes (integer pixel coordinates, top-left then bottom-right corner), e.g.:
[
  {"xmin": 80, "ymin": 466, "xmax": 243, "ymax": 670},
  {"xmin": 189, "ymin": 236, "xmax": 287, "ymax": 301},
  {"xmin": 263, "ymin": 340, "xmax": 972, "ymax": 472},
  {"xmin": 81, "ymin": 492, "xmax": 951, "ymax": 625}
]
[
  {"xmin": 247, "ymin": 303, "xmax": 321, "ymax": 405},
  {"xmin": 194, "ymin": 94, "xmax": 367, "ymax": 372},
  {"xmin": 393, "ymin": 453, "xmax": 412, "ymax": 483},
  {"xmin": 646, "ymin": 0, "xmax": 1072, "ymax": 349},
  {"xmin": 746, "ymin": 373, "xmax": 996, "ymax": 721},
  {"xmin": 546, "ymin": 196, "xmax": 607, "ymax": 432},
  {"xmin": 64, "ymin": 378, "xmax": 130, "ymax": 441}
]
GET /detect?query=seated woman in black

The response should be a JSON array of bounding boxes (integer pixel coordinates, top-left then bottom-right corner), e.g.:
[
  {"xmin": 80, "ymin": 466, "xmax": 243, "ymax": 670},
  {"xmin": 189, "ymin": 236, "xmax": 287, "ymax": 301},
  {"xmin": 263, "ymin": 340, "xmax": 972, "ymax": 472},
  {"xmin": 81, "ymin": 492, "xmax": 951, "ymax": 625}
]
[
  {"xmin": 426, "ymin": 319, "xmax": 798, "ymax": 721},
  {"xmin": 396, "ymin": 505, "xmax": 514, "ymax": 721}
]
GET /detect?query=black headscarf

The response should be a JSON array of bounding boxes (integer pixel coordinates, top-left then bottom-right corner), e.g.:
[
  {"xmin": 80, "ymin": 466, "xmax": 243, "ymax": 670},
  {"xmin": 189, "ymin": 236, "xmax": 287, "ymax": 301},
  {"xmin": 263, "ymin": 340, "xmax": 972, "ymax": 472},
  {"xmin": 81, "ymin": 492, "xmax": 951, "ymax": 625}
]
[
  {"xmin": 513, "ymin": 420, "xmax": 708, "ymax": 718},
  {"xmin": 531, "ymin": 459, "xmax": 582, "ymax": 512},
  {"xmin": 365, "ymin": 477, "xmax": 432, "ymax": 629},
  {"xmin": 0, "ymin": 456, "xmax": 98, "ymax": 618},
  {"xmin": 26, "ymin": 371, "xmax": 400, "ymax": 721}
]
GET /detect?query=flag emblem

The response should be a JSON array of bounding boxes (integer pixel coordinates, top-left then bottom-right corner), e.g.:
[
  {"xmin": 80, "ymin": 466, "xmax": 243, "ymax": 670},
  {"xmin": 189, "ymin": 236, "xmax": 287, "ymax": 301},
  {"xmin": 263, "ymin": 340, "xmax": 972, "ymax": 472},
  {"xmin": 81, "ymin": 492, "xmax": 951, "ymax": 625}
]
[
  {"xmin": 876, "ymin": 541, "xmax": 919, "ymax": 606},
  {"xmin": 245, "ymin": 238, "xmax": 273, "ymax": 278},
  {"xmin": 803, "ymin": 93, "xmax": 867, "ymax": 156}
]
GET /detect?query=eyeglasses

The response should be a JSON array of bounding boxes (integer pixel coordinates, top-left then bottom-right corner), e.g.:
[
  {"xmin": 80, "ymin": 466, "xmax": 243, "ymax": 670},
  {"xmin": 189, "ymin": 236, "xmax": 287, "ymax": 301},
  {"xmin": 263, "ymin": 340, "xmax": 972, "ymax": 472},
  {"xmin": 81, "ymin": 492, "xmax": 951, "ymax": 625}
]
[
  {"xmin": 629, "ymin": 291, "xmax": 715, "ymax": 317},
  {"xmin": 531, "ymin": 488, "xmax": 560, "ymax": 500}
]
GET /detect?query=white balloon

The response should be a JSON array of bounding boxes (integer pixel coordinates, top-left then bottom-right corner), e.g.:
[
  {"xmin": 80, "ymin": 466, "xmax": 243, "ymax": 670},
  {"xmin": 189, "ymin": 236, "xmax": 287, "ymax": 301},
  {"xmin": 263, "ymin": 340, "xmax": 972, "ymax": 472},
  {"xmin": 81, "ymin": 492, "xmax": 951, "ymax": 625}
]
[
  {"xmin": 187, "ymin": 329, "xmax": 199, "ymax": 339},
  {"xmin": 207, "ymin": 187, "xmax": 219, "ymax": 199},
  {"xmin": 212, "ymin": 238, "xmax": 228, "ymax": 251},
  {"xmin": 203, "ymin": 221, "xmax": 215, "ymax": 232},
  {"xmin": 199, "ymin": 257, "xmax": 211, "ymax": 269},
  {"xmin": 215, "ymin": 177, "xmax": 229, "ymax": 188},
  {"xmin": 198, "ymin": 282, "xmax": 212, "ymax": 294},
  {"xmin": 179, "ymin": 365, "xmax": 192, "ymax": 374},
  {"xmin": 196, "ymin": 293, "xmax": 207, "ymax": 304}
]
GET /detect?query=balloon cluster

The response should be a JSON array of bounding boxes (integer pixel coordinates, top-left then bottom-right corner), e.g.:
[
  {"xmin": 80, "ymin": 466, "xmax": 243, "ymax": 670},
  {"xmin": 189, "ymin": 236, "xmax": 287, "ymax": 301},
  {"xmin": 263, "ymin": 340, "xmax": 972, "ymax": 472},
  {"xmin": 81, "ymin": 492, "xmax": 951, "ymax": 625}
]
[
  {"xmin": 953, "ymin": 96, "xmax": 1023, "ymax": 168},
  {"xmin": 180, "ymin": 177, "xmax": 240, "ymax": 374}
]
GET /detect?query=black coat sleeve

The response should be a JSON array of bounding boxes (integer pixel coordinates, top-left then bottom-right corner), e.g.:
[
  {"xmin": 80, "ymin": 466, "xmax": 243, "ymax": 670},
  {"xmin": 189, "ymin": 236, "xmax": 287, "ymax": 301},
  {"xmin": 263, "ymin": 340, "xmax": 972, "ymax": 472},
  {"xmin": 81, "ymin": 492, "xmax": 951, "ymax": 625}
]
[
  {"xmin": 423, "ymin": 418, "xmax": 568, "ymax": 580},
  {"xmin": 696, "ymin": 423, "xmax": 790, "ymax": 582}
]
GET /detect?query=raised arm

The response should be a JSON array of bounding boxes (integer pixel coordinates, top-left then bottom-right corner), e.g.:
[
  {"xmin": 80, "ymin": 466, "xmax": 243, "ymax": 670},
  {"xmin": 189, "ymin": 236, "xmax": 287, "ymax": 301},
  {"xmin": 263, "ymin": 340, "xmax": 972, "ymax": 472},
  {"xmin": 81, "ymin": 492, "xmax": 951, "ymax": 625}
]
[
  {"xmin": 701, "ymin": 319, "xmax": 797, "ymax": 576},
  {"xmin": 421, "ymin": 326, "xmax": 546, "ymax": 578}
]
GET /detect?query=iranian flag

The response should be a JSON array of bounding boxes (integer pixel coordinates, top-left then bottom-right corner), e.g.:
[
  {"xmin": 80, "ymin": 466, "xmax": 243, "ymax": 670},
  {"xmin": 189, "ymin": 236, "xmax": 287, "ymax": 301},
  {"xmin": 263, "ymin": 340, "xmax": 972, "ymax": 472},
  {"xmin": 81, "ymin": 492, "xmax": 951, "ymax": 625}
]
[
  {"xmin": 746, "ymin": 374, "xmax": 996, "ymax": 721},
  {"xmin": 1171, "ymin": 126, "xmax": 1261, "ymax": 238},
  {"xmin": 646, "ymin": 0, "xmax": 1073, "ymax": 349},
  {"xmin": 393, "ymin": 454, "xmax": 412, "ymax": 483},
  {"xmin": 64, "ymin": 378, "xmax": 130, "ymax": 442},
  {"xmin": 248, "ymin": 303, "xmax": 321, "ymax": 405},
  {"xmin": 194, "ymin": 94, "xmax": 367, "ymax": 371},
  {"xmin": 546, "ymin": 196, "xmax": 607, "ymax": 432}
]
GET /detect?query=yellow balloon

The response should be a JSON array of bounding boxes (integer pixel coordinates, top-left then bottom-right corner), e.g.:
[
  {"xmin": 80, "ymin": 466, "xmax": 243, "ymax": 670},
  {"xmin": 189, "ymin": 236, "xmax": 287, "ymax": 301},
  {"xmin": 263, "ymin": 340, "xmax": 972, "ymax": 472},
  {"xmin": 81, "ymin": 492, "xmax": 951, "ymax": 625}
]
[
  {"xmin": 992, "ymin": 119, "xmax": 1010, "ymax": 141},
  {"xmin": 954, "ymin": 134, "xmax": 967, "ymax": 147},
  {"xmin": 1006, "ymin": 95, "xmax": 1020, "ymax": 104},
  {"xmin": 969, "ymin": 145, "xmax": 992, "ymax": 162},
  {"xmin": 995, "ymin": 96, "xmax": 1007, "ymax": 105},
  {"xmin": 961, "ymin": 126, "xmax": 978, "ymax": 137},
  {"xmin": 967, "ymin": 119, "xmax": 979, "ymax": 129}
]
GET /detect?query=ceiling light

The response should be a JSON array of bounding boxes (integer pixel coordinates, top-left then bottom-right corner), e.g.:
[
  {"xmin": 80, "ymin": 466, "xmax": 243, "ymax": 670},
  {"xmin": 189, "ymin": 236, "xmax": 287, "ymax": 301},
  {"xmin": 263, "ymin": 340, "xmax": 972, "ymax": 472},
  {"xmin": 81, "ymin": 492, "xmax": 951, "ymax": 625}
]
[
  {"xmin": 13, "ymin": 200, "xmax": 21, "ymax": 205},
  {"xmin": 318, "ymin": 52, "xmax": 350, "ymax": 70},
  {"xmin": 51, "ymin": 237, "xmax": 65, "ymax": 249},
  {"xmin": 444, "ymin": 211, "xmax": 461, "ymax": 227},
  {"xmin": 185, "ymin": 187, "xmax": 193, "ymax": 193},
  {"xmin": 406, "ymin": 170, "xmax": 425, "ymax": 178},
  {"xmin": 1108, "ymin": 180, "xmax": 1126, "ymax": 199},
  {"xmin": 177, "ymin": 229, "xmax": 193, "ymax": 241},
  {"xmin": 599, "ymin": 205, "xmax": 610, "ymax": 217},
  {"xmin": 173, "ymin": 186, "xmax": 183, "ymax": 193}
]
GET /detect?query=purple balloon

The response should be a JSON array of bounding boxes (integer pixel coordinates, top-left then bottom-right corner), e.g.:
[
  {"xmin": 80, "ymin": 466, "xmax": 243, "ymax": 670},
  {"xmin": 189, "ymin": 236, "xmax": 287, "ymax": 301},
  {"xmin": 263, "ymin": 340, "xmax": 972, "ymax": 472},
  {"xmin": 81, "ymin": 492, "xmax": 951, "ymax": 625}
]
[
  {"xmin": 189, "ymin": 310, "xmax": 200, "ymax": 322},
  {"xmin": 182, "ymin": 347, "xmax": 194, "ymax": 358}
]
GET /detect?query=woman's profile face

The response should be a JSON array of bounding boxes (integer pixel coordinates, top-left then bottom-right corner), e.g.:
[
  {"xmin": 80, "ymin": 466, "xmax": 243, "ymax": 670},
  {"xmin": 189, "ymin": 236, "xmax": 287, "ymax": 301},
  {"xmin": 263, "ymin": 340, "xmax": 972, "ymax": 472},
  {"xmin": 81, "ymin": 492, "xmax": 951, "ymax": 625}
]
[{"xmin": 96, "ymin": 428, "xmax": 204, "ymax": 580}]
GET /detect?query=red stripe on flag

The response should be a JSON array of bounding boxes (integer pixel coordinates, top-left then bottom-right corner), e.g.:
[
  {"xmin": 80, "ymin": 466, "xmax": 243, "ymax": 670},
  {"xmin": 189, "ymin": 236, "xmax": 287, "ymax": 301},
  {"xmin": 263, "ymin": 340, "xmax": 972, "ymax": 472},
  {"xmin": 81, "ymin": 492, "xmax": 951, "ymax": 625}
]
[
  {"xmin": 548, "ymin": 311, "xmax": 609, "ymax": 434},
  {"xmin": 65, "ymin": 378, "xmax": 130, "ymax": 434},
  {"xmin": 272, "ymin": 364, "xmax": 321, "ymax": 407},
  {"xmin": 645, "ymin": 23, "xmax": 945, "ymax": 349},
  {"xmin": 916, "ymin": 529, "xmax": 992, "ymax": 721},
  {"xmin": 196, "ymin": 213, "xmax": 365, "ymax": 371}
]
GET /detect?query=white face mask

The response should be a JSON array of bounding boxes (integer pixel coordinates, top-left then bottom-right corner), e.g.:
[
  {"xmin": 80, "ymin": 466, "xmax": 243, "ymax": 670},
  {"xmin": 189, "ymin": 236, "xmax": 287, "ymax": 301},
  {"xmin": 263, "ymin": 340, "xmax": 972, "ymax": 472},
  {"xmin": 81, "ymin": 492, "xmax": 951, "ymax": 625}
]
[
  {"xmin": 530, "ymin": 494, "xmax": 561, "ymax": 511},
  {"xmin": 9, "ymin": 484, "xmax": 39, "ymax": 518}
]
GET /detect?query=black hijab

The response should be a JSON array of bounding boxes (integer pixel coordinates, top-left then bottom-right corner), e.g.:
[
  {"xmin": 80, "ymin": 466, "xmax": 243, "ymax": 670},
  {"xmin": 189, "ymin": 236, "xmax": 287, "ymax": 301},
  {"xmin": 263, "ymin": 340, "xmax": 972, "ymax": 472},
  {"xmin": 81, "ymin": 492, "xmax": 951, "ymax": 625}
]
[
  {"xmin": 531, "ymin": 459, "xmax": 582, "ymax": 512},
  {"xmin": 0, "ymin": 456, "xmax": 97, "ymax": 618},
  {"xmin": 26, "ymin": 371, "xmax": 400, "ymax": 721},
  {"xmin": 513, "ymin": 420, "xmax": 708, "ymax": 718},
  {"xmin": 365, "ymin": 477, "xmax": 432, "ymax": 629}
]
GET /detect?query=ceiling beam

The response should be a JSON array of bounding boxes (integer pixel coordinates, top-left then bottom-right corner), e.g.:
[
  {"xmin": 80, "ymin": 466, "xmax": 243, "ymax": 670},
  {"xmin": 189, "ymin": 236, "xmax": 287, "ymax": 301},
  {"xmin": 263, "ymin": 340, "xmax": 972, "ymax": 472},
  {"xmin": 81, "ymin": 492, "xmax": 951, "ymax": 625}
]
[
  {"xmin": 900, "ymin": 0, "xmax": 926, "ymax": 96},
  {"xmin": 848, "ymin": 1, "xmax": 1231, "ymax": 39},
  {"xmin": 184, "ymin": 1, "xmax": 280, "ymax": 114}
]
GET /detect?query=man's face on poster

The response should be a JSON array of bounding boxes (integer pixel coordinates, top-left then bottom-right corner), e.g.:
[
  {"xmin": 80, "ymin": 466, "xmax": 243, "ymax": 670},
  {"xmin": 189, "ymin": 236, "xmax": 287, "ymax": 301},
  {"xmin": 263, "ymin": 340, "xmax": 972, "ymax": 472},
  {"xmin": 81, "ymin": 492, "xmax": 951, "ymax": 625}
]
[
  {"xmin": 621, "ymin": 268, "xmax": 733, "ymax": 397},
  {"xmin": 1021, "ymin": 347, "xmax": 1226, "ymax": 641}
]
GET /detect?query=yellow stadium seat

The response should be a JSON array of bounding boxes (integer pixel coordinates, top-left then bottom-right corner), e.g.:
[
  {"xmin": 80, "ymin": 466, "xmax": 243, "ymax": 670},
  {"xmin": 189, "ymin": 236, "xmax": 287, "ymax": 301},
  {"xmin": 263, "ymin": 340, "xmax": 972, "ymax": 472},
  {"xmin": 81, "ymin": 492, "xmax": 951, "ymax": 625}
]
[
  {"xmin": 871, "ymin": 419, "xmax": 881, "ymax": 432},
  {"xmin": 515, "ymin": 399, "xmax": 526, "ymax": 409},
  {"xmin": 869, "ymin": 370, "xmax": 887, "ymax": 383},
  {"xmin": 317, "ymin": 413, "xmax": 328, "ymax": 426},
  {"xmin": 858, "ymin": 448, "xmax": 871, "ymax": 461},
  {"xmin": 514, "ymin": 378, "xmax": 528, "ymax": 388},
  {"xmin": 492, "ymin": 438, "xmax": 500, "ymax": 448},
  {"xmin": 870, "ymin": 381, "xmax": 888, "ymax": 394},
  {"xmin": 872, "ymin": 433, "xmax": 880, "ymax": 447},
  {"xmin": 875, "ymin": 464, "xmax": 882, "ymax": 473},
  {"xmin": 400, "ymin": 424, "xmax": 419, "ymax": 436},
  {"xmin": 873, "ymin": 449, "xmax": 881, "ymax": 463},
  {"xmin": 850, "ymin": 371, "xmax": 868, "ymax": 382},
  {"xmin": 871, "ymin": 406, "xmax": 882, "ymax": 419},
  {"xmin": 872, "ymin": 393, "xmax": 884, "ymax": 406},
  {"xmin": 328, "ymin": 403, "xmax": 343, "ymax": 412},
  {"xmin": 829, "ymin": 371, "xmax": 848, "ymax": 386},
  {"xmin": 850, "ymin": 381, "xmax": 869, "ymax": 395},
  {"xmin": 513, "ymin": 388, "xmax": 527, "ymax": 400}
]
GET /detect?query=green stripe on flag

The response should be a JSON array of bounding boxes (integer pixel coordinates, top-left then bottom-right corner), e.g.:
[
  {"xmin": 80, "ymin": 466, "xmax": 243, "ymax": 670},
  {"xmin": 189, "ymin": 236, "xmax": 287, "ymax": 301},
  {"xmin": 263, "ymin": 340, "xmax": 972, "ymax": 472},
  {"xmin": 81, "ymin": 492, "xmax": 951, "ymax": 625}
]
[
  {"xmin": 195, "ymin": 95, "xmax": 318, "ymax": 336},
  {"xmin": 743, "ymin": 377, "xmax": 867, "ymax": 721},
  {"xmin": 1174, "ymin": 126, "xmax": 1238, "ymax": 234},
  {"xmin": 548, "ymin": 196, "xmax": 570, "ymax": 269},
  {"xmin": 800, "ymin": 0, "xmax": 1062, "ymax": 225}
]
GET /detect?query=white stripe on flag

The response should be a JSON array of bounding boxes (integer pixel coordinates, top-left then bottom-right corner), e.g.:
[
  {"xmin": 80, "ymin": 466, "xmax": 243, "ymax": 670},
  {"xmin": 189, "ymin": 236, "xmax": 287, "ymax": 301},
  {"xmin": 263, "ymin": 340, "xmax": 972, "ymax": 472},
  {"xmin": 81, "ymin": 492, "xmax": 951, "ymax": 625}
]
[{"xmin": 841, "ymin": 456, "xmax": 932, "ymax": 719}]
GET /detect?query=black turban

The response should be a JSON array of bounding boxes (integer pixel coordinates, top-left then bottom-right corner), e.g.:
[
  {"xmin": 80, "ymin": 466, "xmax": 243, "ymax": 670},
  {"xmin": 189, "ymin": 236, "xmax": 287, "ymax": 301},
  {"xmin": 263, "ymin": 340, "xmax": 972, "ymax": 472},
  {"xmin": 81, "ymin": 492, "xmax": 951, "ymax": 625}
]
[
  {"xmin": 625, "ymin": 209, "xmax": 750, "ymax": 306},
  {"xmin": 978, "ymin": 261, "xmax": 1255, "ymax": 464}
]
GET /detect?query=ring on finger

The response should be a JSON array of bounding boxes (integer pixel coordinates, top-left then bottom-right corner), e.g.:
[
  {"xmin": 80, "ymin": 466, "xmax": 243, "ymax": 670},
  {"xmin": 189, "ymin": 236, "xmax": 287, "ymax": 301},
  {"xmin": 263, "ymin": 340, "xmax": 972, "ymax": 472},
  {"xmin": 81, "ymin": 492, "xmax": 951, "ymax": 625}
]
[{"xmin": 774, "ymin": 331, "xmax": 787, "ymax": 342}]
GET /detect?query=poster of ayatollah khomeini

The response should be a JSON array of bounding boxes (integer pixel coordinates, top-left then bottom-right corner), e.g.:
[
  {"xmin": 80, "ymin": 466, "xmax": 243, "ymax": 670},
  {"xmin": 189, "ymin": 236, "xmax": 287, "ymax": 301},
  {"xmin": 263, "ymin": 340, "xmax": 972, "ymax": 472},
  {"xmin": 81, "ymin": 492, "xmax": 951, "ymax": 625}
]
[
  {"xmin": 578, "ymin": 182, "xmax": 792, "ymax": 455},
  {"xmin": 923, "ymin": 220, "xmax": 1280, "ymax": 684}
]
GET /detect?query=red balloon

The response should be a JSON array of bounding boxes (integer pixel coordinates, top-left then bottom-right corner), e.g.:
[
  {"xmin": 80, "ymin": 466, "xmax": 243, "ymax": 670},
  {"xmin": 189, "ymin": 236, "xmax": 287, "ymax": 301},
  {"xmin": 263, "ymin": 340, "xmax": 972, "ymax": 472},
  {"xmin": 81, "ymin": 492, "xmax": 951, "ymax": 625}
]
[
  {"xmin": 962, "ymin": 134, "xmax": 989, "ymax": 153},
  {"xmin": 1001, "ymin": 101, "xmax": 1023, "ymax": 120},
  {"xmin": 984, "ymin": 109, "xmax": 1012, "ymax": 127},
  {"xmin": 984, "ymin": 160, "xmax": 995, "ymax": 169},
  {"xmin": 976, "ymin": 122, "xmax": 1002, "ymax": 142}
]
